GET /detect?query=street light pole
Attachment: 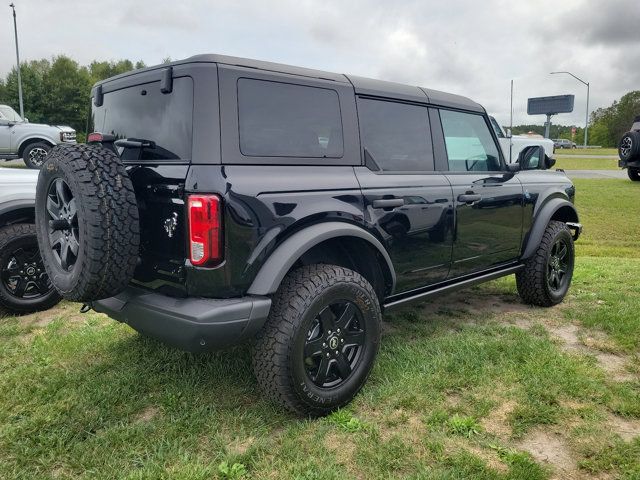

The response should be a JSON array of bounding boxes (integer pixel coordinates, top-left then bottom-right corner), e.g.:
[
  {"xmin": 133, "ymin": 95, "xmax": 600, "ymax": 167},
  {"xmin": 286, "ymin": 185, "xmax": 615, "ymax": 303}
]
[
  {"xmin": 9, "ymin": 3, "xmax": 24, "ymax": 119},
  {"xmin": 550, "ymin": 71, "xmax": 590, "ymax": 148}
]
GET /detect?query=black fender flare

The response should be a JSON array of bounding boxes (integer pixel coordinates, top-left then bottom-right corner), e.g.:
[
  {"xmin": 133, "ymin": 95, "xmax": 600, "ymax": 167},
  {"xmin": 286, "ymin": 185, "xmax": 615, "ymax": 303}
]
[
  {"xmin": 521, "ymin": 198, "xmax": 579, "ymax": 260},
  {"xmin": 247, "ymin": 221, "xmax": 396, "ymax": 296}
]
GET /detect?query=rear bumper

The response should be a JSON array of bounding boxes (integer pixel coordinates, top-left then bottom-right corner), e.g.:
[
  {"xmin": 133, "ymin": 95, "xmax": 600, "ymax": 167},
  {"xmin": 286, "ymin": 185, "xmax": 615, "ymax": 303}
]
[{"xmin": 92, "ymin": 287, "xmax": 271, "ymax": 352}]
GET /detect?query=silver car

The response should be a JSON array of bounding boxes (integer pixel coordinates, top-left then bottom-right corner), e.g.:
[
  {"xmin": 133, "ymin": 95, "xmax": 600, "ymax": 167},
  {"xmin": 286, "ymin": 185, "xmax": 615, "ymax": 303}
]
[{"xmin": 0, "ymin": 104, "xmax": 76, "ymax": 169}]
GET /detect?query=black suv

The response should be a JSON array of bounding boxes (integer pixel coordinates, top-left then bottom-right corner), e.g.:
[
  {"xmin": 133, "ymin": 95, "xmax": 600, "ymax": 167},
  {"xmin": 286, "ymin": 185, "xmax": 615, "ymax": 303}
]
[
  {"xmin": 35, "ymin": 55, "xmax": 582, "ymax": 415},
  {"xmin": 618, "ymin": 116, "xmax": 640, "ymax": 181}
]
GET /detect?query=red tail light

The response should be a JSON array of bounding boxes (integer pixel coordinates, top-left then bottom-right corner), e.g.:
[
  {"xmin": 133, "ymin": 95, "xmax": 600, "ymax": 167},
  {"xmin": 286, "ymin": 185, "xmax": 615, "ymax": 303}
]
[
  {"xmin": 87, "ymin": 132, "xmax": 104, "ymax": 143},
  {"xmin": 188, "ymin": 195, "xmax": 223, "ymax": 266}
]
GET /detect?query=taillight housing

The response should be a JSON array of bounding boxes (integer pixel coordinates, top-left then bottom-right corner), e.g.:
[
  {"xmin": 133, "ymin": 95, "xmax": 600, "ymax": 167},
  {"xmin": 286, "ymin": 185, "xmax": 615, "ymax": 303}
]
[
  {"xmin": 87, "ymin": 132, "xmax": 104, "ymax": 143},
  {"xmin": 188, "ymin": 195, "xmax": 223, "ymax": 266}
]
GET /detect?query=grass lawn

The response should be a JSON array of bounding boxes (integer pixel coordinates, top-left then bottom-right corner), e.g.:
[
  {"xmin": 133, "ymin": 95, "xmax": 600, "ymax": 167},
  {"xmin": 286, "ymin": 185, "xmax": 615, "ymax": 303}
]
[
  {"xmin": 1, "ymin": 179, "xmax": 639, "ymax": 479},
  {"xmin": 554, "ymin": 157, "xmax": 619, "ymax": 170},
  {"xmin": 557, "ymin": 148, "xmax": 617, "ymax": 156}
]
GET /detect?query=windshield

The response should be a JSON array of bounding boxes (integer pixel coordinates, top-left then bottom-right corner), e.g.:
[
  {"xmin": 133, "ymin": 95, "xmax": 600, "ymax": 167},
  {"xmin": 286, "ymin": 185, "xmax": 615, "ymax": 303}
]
[
  {"xmin": 489, "ymin": 116, "xmax": 505, "ymax": 138},
  {"xmin": 0, "ymin": 105, "xmax": 23, "ymax": 122}
]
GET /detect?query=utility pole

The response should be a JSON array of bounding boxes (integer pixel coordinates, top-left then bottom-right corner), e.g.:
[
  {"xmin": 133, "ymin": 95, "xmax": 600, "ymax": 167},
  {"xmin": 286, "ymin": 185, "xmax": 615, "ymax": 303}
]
[
  {"xmin": 9, "ymin": 3, "xmax": 24, "ymax": 119},
  {"xmin": 550, "ymin": 71, "xmax": 590, "ymax": 147}
]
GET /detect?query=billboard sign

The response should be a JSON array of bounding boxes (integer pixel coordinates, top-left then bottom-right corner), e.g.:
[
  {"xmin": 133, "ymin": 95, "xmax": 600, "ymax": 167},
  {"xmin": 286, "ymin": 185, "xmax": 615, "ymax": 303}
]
[{"xmin": 527, "ymin": 95, "xmax": 575, "ymax": 115}]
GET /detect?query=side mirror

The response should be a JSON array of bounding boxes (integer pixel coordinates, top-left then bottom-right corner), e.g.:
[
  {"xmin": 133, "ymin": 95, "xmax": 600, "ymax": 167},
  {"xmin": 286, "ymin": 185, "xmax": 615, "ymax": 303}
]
[
  {"xmin": 517, "ymin": 145, "xmax": 546, "ymax": 170},
  {"xmin": 23, "ymin": 117, "xmax": 29, "ymax": 123},
  {"xmin": 545, "ymin": 156, "xmax": 556, "ymax": 169},
  {"xmin": 506, "ymin": 128, "xmax": 512, "ymax": 138}
]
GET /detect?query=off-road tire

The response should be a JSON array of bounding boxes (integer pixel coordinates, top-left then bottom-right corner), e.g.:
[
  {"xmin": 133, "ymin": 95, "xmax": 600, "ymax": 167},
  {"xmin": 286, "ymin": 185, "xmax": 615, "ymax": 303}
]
[
  {"xmin": 516, "ymin": 220, "xmax": 574, "ymax": 307},
  {"xmin": 628, "ymin": 168, "xmax": 640, "ymax": 182},
  {"xmin": 252, "ymin": 264, "xmax": 382, "ymax": 416},
  {"xmin": 0, "ymin": 224, "xmax": 61, "ymax": 314},
  {"xmin": 35, "ymin": 144, "xmax": 140, "ymax": 302},
  {"xmin": 619, "ymin": 131, "xmax": 640, "ymax": 162},
  {"xmin": 23, "ymin": 142, "xmax": 52, "ymax": 169}
]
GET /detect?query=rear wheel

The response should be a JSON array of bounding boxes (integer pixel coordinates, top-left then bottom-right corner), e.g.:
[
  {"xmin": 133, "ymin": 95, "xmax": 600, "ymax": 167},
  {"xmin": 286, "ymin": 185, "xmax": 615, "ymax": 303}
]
[
  {"xmin": 516, "ymin": 221, "xmax": 574, "ymax": 307},
  {"xmin": 628, "ymin": 168, "xmax": 640, "ymax": 182},
  {"xmin": 252, "ymin": 264, "xmax": 381, "ymax": 416},
  {"xmin": 23, "ymin": 142, "xmax": 51, "ymax": 169},
  {"xmin": 0, "ymin": 224, "xmax": 61, "ymax": 314}
]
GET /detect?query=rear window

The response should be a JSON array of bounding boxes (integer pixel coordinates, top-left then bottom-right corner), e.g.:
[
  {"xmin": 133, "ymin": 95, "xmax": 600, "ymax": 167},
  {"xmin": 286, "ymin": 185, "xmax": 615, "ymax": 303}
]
[
  {"xmin": 91, "ymin": 76, "xmax": 193, "ymax": 161},
  {"xmin": 237, "ymin": 78, "xmax": 344, "ymax": 158}
]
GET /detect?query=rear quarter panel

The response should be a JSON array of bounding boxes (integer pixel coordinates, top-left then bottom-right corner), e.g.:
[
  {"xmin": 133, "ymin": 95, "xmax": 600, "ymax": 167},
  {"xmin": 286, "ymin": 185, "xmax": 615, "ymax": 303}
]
[{"xmin": 184, "ymin": 165, "xmax": 365, "ymax": 297}]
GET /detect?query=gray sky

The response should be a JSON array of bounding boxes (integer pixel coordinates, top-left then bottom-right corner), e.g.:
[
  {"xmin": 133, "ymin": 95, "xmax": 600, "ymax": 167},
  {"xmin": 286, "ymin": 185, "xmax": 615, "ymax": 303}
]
[{"xmin": 2, "ymin": 0, "xmax": 639, "ymax": 127}]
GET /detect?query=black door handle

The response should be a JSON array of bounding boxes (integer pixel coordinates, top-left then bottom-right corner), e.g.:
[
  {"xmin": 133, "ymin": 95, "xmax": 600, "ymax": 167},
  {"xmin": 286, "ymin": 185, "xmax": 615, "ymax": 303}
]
[
  {"xmin": 372, "ymin": 198, "xmax": 405, "ymax": 209},
  {"xmin": 457, "ymin": 194, "xmax": 482, "ymax": 204}
]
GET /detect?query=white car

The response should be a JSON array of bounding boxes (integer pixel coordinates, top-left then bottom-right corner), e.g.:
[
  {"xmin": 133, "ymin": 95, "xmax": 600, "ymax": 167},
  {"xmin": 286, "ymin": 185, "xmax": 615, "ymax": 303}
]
[
  {"xmin": 0, "ymin": 167, "xmax": 61, "ymax": 314},
  {"xmin": 0, "ymin": 104, "xmax": 76, "ymax": 169},
  {"xmin": 489, "ymin": 116, "xmax": 555, "ymax": 164}
]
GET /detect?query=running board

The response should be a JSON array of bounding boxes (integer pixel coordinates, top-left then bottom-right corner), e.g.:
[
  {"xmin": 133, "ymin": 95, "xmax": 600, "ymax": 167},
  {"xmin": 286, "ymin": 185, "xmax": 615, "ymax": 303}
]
[{"xmin": 383, "ymin": 264, "xmax": 524, "ymax": 312}]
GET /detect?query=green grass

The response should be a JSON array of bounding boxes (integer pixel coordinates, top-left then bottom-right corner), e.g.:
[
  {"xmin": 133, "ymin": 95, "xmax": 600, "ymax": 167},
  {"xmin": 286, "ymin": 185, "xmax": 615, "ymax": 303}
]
[
  {"xmin": 0, "ymin": 179, "xmax": 638, "ymax": 479},
  {"xmin": 554, "ymin": 156, "xmax": 619, "ymax": 170},
  {"xmin": 557, "ymin": 148, "xmax": 617, "ymax": 156},
  {"xmin": 573, "ymin": 179, "xmax": 640, "ymax": 258}
]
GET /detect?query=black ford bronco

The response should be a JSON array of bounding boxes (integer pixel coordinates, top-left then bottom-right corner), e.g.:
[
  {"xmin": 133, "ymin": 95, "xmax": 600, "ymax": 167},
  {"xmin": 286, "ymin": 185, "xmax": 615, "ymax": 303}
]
[
  {"xmin": 35, "ymin": 55, "xmax": 582, "ymax": 415},
  {"xmin": 618, "ymin": 115, "xmax": 640, "ymax": 181}
]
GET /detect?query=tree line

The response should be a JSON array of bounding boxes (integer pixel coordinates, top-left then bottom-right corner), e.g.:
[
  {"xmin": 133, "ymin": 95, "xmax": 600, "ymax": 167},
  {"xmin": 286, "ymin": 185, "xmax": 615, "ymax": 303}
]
[
  {"xmin": 1, "ymin": 55, "xmax": 638, "ymax": 147},
  {"xmin": 0, "ymin": 56, "xmax": 147, "ymax": 140}
]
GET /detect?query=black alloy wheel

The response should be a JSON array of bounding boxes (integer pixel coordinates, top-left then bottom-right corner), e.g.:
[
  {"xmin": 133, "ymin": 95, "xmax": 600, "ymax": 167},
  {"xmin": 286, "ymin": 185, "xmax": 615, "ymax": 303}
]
[
  {"xmin": 1, "ymin": 243, "xmax": 50, "ymax": 300},
  {"xmin": 304, "ymin": 301, "xmax": 366, "ymax": 388},
  {"xmin": 0, "ymin": 224, "xmax": 61, "ymax": 314},
  {"xmin": 547, "ymin": 238, "xmax": 570, "ymax": 293},
  {"xmin": 45, "ymin": 177, "xmax": 80, "ymax": 271}
]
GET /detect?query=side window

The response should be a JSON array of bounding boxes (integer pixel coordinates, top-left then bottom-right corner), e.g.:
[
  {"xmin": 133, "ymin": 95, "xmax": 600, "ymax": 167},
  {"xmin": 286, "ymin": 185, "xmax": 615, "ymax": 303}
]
[
  {"xmin": 440, "ymin": 110, "xmax": 502, "ymax": 172},
  {"xmin": 357, "ymin": 98, "xmax": 434, "ymax": 172},
  {"xmin": 237, "ymin": 78, "xmax": 344, "ymax": 158}
]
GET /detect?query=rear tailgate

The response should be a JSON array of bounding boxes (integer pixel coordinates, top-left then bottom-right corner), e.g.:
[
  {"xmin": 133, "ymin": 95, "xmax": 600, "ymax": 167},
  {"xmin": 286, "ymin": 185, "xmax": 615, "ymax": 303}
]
[{"xmin": 90, "ymin": 74, "xmax": 194, "ymax": 296}]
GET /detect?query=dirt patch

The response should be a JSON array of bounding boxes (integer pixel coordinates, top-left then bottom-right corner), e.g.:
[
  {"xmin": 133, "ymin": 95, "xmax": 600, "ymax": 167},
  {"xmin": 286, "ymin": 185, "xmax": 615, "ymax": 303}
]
[
  {"xmin": 482, "ymin": 400, "xmax": 516, "ymax": 439},
  {"xmin": 607, "ymin": 414, "xmax": 640, "ymax": 442},
  {"xmin": 227, "ymin": 436, "xmax": 255, "ymax": 456},
  {"xmin": 517, "ymin": 429, "xmax": 577, "ymax": 479},
  {"xmin": 133, "ymin": 405, "xmax": 160, "ymax": 423},
  {"xmin": 324, "ymin": 431, "xmax": 362, "ymax": 479},
  {"xmin": 545, "ymin": 324, "xmax": 635, "ymax": 382}
]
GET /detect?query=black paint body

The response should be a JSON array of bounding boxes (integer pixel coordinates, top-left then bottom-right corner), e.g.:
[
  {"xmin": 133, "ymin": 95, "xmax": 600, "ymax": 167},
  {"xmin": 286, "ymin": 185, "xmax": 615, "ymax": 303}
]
[{"xmin": 89, "ymin": 55, "xmax": 578, "ymax": 310}]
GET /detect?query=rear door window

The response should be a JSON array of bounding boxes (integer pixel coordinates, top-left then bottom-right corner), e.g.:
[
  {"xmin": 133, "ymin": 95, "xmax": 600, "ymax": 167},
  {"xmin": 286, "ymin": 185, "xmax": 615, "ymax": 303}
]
[
  {"xmin": 237, "ymin": 78, "xmax": 344, "ymax": 158},
  {"xmin": 357, "ymin": 98, "xmax": 434, "ymax": 172},
  {"xmin": 91, "ymin": 76, "xmax": 193, "ymax": 161}
]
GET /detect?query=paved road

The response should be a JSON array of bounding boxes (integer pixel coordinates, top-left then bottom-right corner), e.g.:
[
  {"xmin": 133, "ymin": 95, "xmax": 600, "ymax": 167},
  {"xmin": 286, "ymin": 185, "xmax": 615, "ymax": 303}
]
[
  {"xmin": 565, "ymin": 169, "xmax": 627, "ymax": 179},
  {"xmin": 556, "ymin": 154, "xmax": 618, "ymax": 159}
]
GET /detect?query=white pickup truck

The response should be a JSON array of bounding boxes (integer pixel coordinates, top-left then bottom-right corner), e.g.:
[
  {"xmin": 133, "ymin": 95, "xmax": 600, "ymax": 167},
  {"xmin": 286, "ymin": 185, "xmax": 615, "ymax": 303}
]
[
  {"xmin": 0, "ymin": 104, "xmax": 76, "ymax": 169},
  {"xmin": 489, "ymin": 116, "xmax": 555, "ymax": 164}
]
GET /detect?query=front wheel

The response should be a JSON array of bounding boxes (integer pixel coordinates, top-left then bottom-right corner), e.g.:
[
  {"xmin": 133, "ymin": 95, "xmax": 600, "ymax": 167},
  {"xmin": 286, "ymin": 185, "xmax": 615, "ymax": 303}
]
[
  {"xmin": 628, "ymin": 168, "xmax": 640, "ymax": 182},
  {"xmin": 23, "ymin": 142, "xmax": 51, "ymax": 169},
  {"xmin": 252, "ymin": 264, "xmax": 381, "ymax": 416},
  {"xmin": 516, "ymin": 220, "xmax": 575, "ymax": 307}
]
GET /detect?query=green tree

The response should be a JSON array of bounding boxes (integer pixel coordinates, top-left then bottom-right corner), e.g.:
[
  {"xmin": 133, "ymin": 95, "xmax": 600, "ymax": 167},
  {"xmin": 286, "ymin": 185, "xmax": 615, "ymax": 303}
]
[
  {"xmin": 590, "ymin": 91, "xmax": 640, "ymax": 147},
  {"xmin": 41, "ymin": 56, "xmax": 93, "ymax": 132}
]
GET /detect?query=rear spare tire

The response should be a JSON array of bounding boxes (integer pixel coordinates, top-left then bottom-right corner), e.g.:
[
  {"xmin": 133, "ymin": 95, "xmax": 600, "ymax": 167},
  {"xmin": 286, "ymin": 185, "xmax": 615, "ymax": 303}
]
[
  {"xmin": 619, "ymin": 131, "xmax": 640, "ymax": 162},
  {"xmin": 35, "ymin": 144, "xmax": 140, "ymax": 302}
]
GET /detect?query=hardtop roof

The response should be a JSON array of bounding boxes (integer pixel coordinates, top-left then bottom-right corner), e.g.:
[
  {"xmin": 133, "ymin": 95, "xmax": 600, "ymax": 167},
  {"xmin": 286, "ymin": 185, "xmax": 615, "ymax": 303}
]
[{"xmin": 94, "ymin": 53, "xmax": 484, "ymax": 113}]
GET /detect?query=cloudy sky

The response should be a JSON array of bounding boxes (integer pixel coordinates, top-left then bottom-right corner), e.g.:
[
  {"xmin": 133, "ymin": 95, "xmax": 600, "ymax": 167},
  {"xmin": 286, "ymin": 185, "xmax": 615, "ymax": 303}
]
[{"xmin": 2, "ymin": 0, "xmax": 639, "ymax": 127}]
